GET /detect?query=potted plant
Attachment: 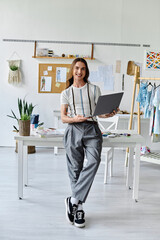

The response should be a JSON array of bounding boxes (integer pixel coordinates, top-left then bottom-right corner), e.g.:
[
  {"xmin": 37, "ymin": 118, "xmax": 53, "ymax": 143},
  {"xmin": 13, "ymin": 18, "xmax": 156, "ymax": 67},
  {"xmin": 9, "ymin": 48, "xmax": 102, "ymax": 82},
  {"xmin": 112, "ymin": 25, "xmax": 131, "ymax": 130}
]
[
  {"xmin": 8, "ymin": 98, "xmax": 35, "ymax": 135},
  {"xmin": 7, "ymin": 98, "xmax": 43, "ymax": 153}
]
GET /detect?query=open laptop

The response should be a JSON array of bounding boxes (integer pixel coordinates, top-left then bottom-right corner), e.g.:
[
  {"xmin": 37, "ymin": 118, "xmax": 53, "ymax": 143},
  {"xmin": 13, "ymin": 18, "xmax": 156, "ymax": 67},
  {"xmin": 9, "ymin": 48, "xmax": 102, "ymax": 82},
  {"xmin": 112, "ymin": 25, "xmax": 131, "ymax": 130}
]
[{"xmin": 92, "ymin": 92, "xmax": 124, "ymax": 117}]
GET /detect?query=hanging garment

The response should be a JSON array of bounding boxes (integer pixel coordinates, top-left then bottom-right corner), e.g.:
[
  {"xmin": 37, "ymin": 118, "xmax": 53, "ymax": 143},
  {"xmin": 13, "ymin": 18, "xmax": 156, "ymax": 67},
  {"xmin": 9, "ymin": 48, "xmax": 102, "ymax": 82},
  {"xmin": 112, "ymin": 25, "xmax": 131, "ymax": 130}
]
[
  {"xmin": 149, "ymin": 106, "xmax": 156, "ymax": 136},
  {"xmin": 136, "ymin": 82, "xmax": 148, "ymax": 110},
  {"xmin": 149, "ymin": 86, "xmax": 156, "ymax": 135},
  {"xmin": 148, "ymin": 85, "xmax": 156, "ymax": 112},
  {"xmin": 152, "ymin": 87, "xmax": 160, "ymax": 134},
  {"xmin": 144, "ymin": 89, "xmax": 152, "ymax": 118},
  {"xmin": 8, "ymin": 60, "xmax": 21, "ymax": 84}
]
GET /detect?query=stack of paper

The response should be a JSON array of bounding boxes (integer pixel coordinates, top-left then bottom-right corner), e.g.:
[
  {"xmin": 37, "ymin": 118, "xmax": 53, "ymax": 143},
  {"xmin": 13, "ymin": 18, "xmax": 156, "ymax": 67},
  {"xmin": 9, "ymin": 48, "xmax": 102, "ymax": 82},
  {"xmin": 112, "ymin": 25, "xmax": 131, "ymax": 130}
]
[{"xmin": 36, "ymin": 128, "xmax": 65, "ymax": 138}]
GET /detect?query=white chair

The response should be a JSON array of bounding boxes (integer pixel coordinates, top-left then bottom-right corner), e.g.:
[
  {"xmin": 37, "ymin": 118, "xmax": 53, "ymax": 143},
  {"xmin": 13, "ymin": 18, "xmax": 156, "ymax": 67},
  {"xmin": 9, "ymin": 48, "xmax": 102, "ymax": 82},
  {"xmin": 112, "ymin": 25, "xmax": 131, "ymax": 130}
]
[
  {"xmin": 97, "ymin": 115, "xmax": 119, "ymax": 184},
  {"xmin": 141, "ymin": 152, "xmax": 160, "ymax": 165}
]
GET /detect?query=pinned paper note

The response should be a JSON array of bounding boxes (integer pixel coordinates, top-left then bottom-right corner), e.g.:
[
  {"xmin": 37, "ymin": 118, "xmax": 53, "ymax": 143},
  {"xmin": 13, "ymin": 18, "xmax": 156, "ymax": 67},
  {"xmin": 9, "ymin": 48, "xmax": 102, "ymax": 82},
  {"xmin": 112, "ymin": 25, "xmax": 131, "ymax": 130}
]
[
  {"xmin": 48, "ymin": 66, "xmax": 52, "ymax": 71},
  {"xmin": 98, "ymin": 65, "xmax": 114, "ymax": 90},
  {"xmin": 56, "ymin": 67, "xmax": 67, "ymax": 82},
  {"xmin": 43, "ymin": 70, "xmax": 48, "ymax": 75},
  {"xmin": 116, "ymin": 60, "xmax": 121, "ymax": 73},
  {"xmin": 89, "ymin": 71, "xmax": 98, "ymax": 82},
  {"xmin": 40, "ymin": 76, "xmax": 52, "ymax": 92},
  {"xmin": 55, "ymin": 82, "xmax": 60, "ymax": 88}
]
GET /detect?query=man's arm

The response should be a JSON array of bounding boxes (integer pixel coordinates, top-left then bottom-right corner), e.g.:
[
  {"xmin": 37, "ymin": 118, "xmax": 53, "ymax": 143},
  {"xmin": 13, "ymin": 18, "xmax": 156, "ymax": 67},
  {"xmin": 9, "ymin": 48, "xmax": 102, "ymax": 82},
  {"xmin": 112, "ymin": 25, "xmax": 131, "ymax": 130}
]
[{"xmin": 61, "ymin": 104, "xmax": 89, "ymax": 123}]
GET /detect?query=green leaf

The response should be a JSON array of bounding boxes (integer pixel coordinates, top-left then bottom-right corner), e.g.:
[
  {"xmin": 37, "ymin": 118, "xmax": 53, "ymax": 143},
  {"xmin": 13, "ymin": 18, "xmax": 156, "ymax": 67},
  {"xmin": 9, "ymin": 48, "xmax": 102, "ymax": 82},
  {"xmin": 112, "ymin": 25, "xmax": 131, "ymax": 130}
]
[
  {"xmin": 24, "ymin": 102, "xmax": 28, "ymax": 115},
  {"xmin": 28, "ymin": 103, "xmax": 34, "ymax": 116},
  {"xmin": 18, "ymin": 98, "xmax": 22, "ymax": 118},
  {"xmin": 13, "ymin": 125, "xmax": 19, "ymax": 132},
  {"xmin": 7, "ymin": 114, "xmax": 16, "ymax": 119},
  {"xmin": 10, "ymin": 65, "xmax": 18, "ymax": 71},
  {"xmin": 11, "ymin": 110, "xmax": 17, "ymax": 119},
  {"xmin": 7, "ymin": 110, "xmax": 18, "ymax": 122},
  {"xmin": 38, "ymin": 122, "xmax": 44, "ymax": 127},
  {"xmin": 21, "ymin": 114, "xmax": 30, "ymax": 121},
  {"xmin": 23, "ymin": 99, "xmax": 26, "ymax": 115}
]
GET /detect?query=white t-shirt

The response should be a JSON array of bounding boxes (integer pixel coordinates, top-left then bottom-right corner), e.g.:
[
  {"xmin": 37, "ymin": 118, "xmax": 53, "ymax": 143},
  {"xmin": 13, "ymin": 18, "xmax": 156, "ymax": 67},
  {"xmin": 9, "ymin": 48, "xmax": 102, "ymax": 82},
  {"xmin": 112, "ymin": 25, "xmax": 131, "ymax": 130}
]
[{"xmin": 61, "ymin": 83, "xmax": 101, "ymax": 120}]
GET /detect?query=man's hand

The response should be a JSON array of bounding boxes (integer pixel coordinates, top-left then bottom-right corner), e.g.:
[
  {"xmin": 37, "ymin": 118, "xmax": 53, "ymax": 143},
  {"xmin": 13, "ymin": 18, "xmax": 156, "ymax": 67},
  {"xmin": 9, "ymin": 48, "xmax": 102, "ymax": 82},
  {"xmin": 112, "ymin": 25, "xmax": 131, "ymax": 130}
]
[
  {"xmin": 99, "ymin": 108, "xmax": 120, "ymax": 118},
  {"xmin": 73, "ymin": 115, "xmax": 90, "ymax": 122},
  {"xmin": 104, "ymin": 110, "xmax": 116, "ymax": 118}
]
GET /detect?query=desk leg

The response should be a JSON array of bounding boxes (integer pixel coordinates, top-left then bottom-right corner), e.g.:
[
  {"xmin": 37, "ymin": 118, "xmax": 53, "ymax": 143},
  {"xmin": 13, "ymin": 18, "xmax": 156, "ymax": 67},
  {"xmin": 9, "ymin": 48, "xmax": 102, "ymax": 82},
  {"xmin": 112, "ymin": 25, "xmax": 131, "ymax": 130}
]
[
  {"xmin": 126, "ymin": 147, "xmax": 134, "ymax": 189},
  {"xmin": 23, "ymin": 145, "xmax": 28, "ymax": 187},
  {"xmin": 18, "ymin": 140, "xmax": 23, "ymax": 199},
  {"xmin": 125, "ymin": 149, "xmax": 129, "ymax": 167},
  {"xmin": 133, "ymin": 144, "xmax": 141, "ymax": 202},
  {"xmin": 54, "ymin": 146, "xmax": 58, "ymax": 155},
  {"xmin": 54, "ymin": 115, "xmax": 59, "ymax": 155}
]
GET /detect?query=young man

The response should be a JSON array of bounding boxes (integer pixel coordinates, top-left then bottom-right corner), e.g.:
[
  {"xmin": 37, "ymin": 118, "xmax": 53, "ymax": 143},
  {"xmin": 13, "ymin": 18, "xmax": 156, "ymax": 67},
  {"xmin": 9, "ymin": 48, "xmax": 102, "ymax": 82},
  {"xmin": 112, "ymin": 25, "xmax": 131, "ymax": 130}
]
[{"xmin": 61, "ymin": 58, "xmax": 116, "ymax": 228}]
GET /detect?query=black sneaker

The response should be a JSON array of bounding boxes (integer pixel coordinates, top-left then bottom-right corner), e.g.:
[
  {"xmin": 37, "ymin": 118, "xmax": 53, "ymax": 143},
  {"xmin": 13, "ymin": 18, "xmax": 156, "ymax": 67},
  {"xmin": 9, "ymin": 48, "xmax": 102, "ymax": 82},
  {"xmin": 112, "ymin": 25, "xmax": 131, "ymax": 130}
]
[
  {"xmin": 74, "ymin": 210, "xmax": 85, "ymax": 228},
  {"xmin": 65, "ymin": 197, "xmax": 78, "ymax": 224}
]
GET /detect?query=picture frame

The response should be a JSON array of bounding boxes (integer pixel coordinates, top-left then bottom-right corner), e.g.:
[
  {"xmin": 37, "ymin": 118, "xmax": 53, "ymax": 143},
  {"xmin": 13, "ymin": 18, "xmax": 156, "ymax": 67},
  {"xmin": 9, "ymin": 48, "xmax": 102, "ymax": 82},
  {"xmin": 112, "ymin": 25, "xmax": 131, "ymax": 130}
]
[{"xmin": 144, "ymin": 50, "xmax": 160, "ymax": 70}]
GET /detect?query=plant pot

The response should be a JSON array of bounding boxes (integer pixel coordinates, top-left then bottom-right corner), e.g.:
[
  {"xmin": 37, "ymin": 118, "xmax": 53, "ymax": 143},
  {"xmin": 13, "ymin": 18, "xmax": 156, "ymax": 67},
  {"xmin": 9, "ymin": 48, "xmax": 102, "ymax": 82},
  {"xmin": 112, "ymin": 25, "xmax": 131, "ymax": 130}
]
[
  {"xmin": 19, "ymin": 120, "xmax": 30, "ymax": 136},
  {"xmin": 16, "ymin": 120, "xmax": 36, "ymax": 154}
]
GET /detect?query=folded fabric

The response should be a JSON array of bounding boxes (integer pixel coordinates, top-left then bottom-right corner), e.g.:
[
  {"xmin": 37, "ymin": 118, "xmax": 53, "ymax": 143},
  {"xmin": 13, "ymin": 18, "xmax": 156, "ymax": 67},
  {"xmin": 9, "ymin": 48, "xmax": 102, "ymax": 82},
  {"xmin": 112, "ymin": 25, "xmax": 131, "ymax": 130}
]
[
  {"xmin": 30, "ymin": 114, "xmax": 39, "ymax": 124},
  {"xmin": 140, "ymin": 146, "xmax": 151, "ymax": 155}
]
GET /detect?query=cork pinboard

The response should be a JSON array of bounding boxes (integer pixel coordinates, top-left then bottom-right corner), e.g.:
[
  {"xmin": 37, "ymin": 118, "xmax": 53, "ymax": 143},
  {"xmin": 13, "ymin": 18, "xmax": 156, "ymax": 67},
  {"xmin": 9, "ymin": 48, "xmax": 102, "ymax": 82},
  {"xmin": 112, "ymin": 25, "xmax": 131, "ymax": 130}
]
[{"xmin": 38, "ymin": 63, "xmax": 71, "ymax": 93}]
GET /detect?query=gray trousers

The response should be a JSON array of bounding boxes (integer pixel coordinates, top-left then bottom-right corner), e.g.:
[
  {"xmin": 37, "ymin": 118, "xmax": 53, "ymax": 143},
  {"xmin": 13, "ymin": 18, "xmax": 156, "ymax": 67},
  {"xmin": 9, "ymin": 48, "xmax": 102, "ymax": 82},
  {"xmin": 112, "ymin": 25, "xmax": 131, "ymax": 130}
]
[{"xmin": 64, "ymin": 121, "xmax": 103, "ymax": 203}]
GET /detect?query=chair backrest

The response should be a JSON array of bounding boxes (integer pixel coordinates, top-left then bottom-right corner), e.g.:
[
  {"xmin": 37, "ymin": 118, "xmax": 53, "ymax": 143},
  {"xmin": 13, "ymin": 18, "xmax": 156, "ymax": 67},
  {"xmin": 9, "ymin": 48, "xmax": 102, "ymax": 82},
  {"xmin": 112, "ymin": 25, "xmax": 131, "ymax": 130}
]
[{"xmin": 97, "ymin": 115, "xmax": 119, "ymax": 131}]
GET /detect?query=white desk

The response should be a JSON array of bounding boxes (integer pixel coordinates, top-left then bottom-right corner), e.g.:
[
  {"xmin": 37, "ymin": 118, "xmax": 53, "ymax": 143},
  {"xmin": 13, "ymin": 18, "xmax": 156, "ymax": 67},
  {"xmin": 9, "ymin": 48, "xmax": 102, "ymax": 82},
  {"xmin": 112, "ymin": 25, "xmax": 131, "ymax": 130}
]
[
  {"xmin": 15, "ymin": 130, "xmax": 144, "ymax": 201},
  {"xmin": 53, "ymin": 111, "xmax": 156, "ymax": 150}
]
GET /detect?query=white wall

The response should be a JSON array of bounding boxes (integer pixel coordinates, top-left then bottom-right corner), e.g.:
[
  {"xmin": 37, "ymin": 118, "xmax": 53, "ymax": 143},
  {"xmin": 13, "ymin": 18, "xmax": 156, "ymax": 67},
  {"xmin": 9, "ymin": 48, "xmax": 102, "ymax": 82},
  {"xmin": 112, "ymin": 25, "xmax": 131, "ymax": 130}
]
[{"xmin": 1, "ymin": 0, "xmax": 160, "ymax": 147}]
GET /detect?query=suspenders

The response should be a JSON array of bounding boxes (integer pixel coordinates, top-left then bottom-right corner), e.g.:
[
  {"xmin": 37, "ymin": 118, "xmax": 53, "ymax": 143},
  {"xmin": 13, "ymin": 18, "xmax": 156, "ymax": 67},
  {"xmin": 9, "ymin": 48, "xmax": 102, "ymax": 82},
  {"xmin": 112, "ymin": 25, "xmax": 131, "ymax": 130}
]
[
  {"xmin": 87, "ymin": 83, "xmax": 93, "ymax": 118},
  {"xmin": 71, "ymin": 83, "xmax": 94, "ymax": 120},
  {"xmin": 72, "ymin": 87, "xmax": 77, "ymax": 116}
]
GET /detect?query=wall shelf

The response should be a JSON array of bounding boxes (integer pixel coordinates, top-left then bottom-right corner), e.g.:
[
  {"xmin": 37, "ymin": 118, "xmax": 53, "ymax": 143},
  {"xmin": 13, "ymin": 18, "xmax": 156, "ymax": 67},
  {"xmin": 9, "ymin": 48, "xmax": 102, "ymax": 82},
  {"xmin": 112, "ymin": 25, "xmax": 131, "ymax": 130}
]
[
  {"xmin": 32, "ymin": 56, "xmax": 95, "ymax": 60},
  {"xmin": 33, "ymin": 41, "xmax": 95, "ymax": 60},
  {"xmin": 3, "ymin": 39, "xmax": 149, "ymax": 61},
  {"xmin": 3, "ymin": 39, "xmax": 150, "ymax": 61}
]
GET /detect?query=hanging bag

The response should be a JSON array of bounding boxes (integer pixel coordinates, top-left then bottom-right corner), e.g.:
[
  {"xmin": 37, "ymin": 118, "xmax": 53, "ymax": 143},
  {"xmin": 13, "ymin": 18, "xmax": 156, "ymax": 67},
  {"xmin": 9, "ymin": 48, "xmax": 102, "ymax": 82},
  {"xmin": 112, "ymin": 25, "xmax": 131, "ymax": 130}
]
[
  {"xmin": 127, "ymin": 61, "xmax": 135, "ymax": 76},
  {"xmin": 8, "ymin": 59, "xmax": 21, "ymax": 84}
]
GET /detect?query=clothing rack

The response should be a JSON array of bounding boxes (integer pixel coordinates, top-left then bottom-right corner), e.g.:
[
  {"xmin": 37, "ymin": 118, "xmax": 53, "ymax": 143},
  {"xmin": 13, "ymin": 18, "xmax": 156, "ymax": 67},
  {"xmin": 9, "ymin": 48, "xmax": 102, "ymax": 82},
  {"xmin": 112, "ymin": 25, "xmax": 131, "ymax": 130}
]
[
  {"xmin": 129, "ymin": 66, "xmax": 160, "ymax": 134},
  {"xmin": 125, "ymin": 66, "xmax": 160, "ymax": 164}
]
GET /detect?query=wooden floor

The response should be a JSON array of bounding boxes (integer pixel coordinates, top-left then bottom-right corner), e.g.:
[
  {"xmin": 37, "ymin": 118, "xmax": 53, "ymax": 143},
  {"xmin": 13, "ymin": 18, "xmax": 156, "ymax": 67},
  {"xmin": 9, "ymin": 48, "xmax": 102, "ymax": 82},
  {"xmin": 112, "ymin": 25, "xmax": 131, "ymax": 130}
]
[{"xmin": 0, "ymin": 147, "xmax": 160, "ymax": 240}]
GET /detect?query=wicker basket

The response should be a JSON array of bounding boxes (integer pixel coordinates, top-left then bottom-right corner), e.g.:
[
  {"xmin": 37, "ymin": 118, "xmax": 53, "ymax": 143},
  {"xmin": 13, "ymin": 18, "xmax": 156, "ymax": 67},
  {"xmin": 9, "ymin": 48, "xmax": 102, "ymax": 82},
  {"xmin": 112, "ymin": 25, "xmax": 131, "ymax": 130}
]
[{"xmin": 15, "ymin": 141, "xmax": 36, "ymax": 154}]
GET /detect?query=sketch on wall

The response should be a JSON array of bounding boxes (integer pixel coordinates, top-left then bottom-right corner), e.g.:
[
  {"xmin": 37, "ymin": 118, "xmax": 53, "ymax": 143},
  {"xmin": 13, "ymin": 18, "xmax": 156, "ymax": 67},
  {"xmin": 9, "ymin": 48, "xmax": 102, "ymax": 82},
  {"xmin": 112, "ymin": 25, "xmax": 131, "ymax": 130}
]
[
  {"xmin": 145, "ymin": 50, "xmax": 160, "ymax": 70},
  {"xmin": 89, "ymin": 65, "xmax": 114, "ymax": 91},
  {"xmin": 40, "ymin": 76, "xmax": 52, "ymax": 92}
]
